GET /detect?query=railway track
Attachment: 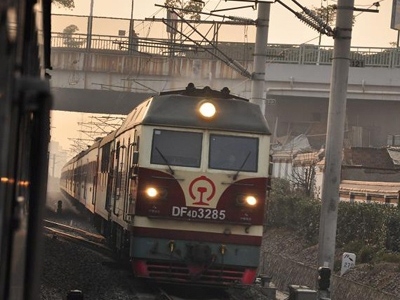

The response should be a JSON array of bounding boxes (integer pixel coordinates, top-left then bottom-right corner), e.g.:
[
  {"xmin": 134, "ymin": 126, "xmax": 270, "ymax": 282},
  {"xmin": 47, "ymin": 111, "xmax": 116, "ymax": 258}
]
[
  {"xmin": 42, "ymin": 218, "xmax": 279, "ymax": 300},
  {"xmin": 143, "ymin": 281, "xmax": 276, "ymax": 300},
  {"xmin": 43, "ymin": 219, "xmax": 112, "ymax": 256}
]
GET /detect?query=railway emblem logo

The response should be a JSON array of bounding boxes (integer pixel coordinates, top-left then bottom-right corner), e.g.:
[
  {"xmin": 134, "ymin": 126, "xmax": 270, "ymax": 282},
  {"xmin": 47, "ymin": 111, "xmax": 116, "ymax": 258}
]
[{"xmin": 189, "ymin": 176, "xmax": 216, "ymax": 206}]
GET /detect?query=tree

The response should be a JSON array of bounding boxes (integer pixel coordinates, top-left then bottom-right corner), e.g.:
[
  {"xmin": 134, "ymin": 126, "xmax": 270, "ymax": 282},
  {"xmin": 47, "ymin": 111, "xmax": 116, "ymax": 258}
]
[
  {"xmin": 62, "ymin": 25, "xmax": 84, "ymax": 48},
  {"xmin": 306, "ymin": 5, "xmax": 355, "ymax": 29},
  {"xmin": 291, "ymin": 153, "xmax": 317, "ymax": 198},
  {"xmin": 165, "ymin": 0, "xmax": 203, "ymax": 21},
  {"xmin": 311, "ymin": 5, "xmax": 336, "ymax": 27},
  {"xmin": 53, "ymin": 0, "xmax": 75, "ymax": 9},
  {"xmin": 291, "ymin": 164, "xmax": 316, "ymax": 197}
]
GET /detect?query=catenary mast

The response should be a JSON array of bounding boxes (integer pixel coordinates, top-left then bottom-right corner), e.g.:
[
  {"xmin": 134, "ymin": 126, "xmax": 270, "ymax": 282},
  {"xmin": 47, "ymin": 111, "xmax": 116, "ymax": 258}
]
[
  {"xmin": 250, "ymin": 1, "xmax": 270, "ymax": 123},
  {"xmin": 317, "ymin": 0, "xmax": 354, "ymax": 297}
]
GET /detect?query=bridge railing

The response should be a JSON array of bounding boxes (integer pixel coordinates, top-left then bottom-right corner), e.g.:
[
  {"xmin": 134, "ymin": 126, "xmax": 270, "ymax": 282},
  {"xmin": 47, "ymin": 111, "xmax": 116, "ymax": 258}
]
[{"xmin": 51, "ymin": 32, "xmax": 400, "ymax": 68}]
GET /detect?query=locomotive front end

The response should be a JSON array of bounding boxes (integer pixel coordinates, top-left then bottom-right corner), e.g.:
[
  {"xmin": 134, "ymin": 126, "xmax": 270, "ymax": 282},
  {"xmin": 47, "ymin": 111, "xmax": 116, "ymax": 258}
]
[{"xmin": 129, "ymin": 85, "xmax": 271, "ymax": 286}]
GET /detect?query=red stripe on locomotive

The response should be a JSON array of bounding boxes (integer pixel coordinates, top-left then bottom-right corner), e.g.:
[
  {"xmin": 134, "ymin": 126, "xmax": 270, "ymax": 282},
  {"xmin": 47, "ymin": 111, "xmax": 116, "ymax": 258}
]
[{"xmin": 134, "ymin": 168, "xmax": 267, "ymax": 225}]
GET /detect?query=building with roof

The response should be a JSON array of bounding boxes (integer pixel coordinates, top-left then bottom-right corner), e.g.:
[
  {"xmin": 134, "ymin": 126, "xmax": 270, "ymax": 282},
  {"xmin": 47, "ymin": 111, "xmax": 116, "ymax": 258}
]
[
  {"xmin": 339, "ymin": 147, "xmax": 400, "ymax": 205},
  {"xmin": 271, "ymin": 134, "xmax": 400, "ymax": 205}
]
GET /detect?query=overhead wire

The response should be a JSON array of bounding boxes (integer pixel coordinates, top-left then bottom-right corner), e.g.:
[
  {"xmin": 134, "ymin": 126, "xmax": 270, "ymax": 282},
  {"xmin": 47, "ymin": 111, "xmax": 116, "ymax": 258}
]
[
  {"xmin": 150, "ymin": 0, "xmax": 255, "ymax": 88},
  {"xmin": 129, "ymin": 0, "xmax": 385, "ymax": 91},
  {"xmin": 163, "ymin": 16, "xmax": 252, "ymax": 77},
  {"xmin": 122, "ymin": 6, "xmax": 167, "ymax": 93},
  {"xmin": 265, "ymin": 0, "xmax": 383, "ymax": 67}
]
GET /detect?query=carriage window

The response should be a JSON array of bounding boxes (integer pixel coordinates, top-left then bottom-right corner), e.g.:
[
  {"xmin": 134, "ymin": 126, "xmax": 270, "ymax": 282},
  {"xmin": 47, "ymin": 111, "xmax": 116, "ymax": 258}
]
[
  {"xmin": 209, "ymin": 134, "xmax": 258, "ymax": 172},
  {"xmin": 151, "ymin": 130, "xmax": 202, "ymax": 167}
]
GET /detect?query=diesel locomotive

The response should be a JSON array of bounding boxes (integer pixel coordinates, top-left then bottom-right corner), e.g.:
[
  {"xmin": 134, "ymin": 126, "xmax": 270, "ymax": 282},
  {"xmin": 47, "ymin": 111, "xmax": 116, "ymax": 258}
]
[{"xmin": 60, "ymin": 83, "xmax": 271, "ymax": 286}]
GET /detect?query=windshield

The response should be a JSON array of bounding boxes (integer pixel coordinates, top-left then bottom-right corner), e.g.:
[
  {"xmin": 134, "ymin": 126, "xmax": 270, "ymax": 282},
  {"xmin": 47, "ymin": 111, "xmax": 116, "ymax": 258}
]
[
  {"xmin": 151, "ymin": 129, "xmax": 202, "ymax": 168},
  {"xmin": 209, "ymin": 134, "xmax": 258, "ymax": 172}
]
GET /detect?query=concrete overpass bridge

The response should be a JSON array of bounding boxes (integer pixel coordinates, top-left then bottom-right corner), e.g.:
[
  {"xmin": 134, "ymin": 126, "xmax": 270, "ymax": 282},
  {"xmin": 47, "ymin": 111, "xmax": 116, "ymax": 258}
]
[{"xmin": 49, "ymin": 33, "xmax": 400, "ymax": 148}]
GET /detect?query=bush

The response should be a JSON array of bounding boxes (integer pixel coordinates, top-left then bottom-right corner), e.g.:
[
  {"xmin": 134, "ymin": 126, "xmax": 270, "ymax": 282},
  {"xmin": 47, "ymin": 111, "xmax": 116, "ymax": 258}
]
[
  {"xmin": 358, "ymin": 245, "xmax": 376, "ymax": 263},
  {"xmin": 379, "ymin": 252, "xmax": 400, "ymax": 264},
  {"xmin": 336, "ymin": 202, "xmax": 389, "ymax": 250},
  {"xmin": 342, "ymin": 240, "xmax": 365, "ymax": 254},
  {"xmin": 267, "ymin": 180, "xmax": 400, "ymax": 262},
  {"xmin": 385, "ymin": 210, "xmax": 400, "ymax": 252},
  {"xmin": 267, "ymin": 178, "xmax": 320, "ymax": 243}
]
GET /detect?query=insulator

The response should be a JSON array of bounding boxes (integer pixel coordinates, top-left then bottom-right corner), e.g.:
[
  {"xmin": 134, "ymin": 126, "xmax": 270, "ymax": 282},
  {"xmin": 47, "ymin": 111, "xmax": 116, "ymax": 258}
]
[
  {"xmin": 229, "ymin": 15, "xmax": 254, "ymax": 23},
  {"xmin": 227, "ymin": 59, "xmax": 251, "ymax": 77},
  {"xmin": 302, "ymin": 7, "xmax": 326, "ymax": 28},
  {"xmin": 296, "ymin": 13, "xmax": 320, "ymax": 31},
  {"xmin": 228, "ymin": 59, "xmax": 243, "ymax": 70}
]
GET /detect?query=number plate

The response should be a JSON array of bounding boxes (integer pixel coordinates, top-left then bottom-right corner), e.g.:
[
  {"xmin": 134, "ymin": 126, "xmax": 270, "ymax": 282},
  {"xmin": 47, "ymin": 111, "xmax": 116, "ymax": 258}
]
[{"xmin": 171, "ymin": 206, "xmax": 226, "ymax": 220}]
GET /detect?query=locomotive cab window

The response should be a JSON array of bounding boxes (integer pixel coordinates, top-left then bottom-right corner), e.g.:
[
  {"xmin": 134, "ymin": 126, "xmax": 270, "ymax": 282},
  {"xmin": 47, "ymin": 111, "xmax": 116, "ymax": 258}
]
[
  {"xmin": 209, "ymin": 134, "xmax": 258, "ymax": 172},
  {"xmin": 151, "ymin": 129, "xmax": 202, "ymax": 168}
]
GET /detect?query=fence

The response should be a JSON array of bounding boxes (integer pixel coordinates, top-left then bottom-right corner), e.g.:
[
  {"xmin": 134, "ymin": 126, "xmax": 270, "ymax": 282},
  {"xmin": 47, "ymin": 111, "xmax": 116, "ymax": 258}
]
[
  {"xmin": 51, "ymin": 14, "xmax": 400, "ymax": 68},
  {"xmin": 51, "ymin": 32, "xmax": 400, "ymax": 68}
]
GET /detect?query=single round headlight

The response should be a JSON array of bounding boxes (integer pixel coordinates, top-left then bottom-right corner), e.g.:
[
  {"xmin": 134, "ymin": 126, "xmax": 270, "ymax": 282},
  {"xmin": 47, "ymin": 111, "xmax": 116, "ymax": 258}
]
[
  {"xmin": 199, "ymin": 102, "xmax": 216, "ymax": 118},
  {"xmin": 245, "ymin": 196, "xmax": 257, "ymax": 206},
  {"xmin": 146, "ymin": 187, "xmax": 158, "ymax": 198}
]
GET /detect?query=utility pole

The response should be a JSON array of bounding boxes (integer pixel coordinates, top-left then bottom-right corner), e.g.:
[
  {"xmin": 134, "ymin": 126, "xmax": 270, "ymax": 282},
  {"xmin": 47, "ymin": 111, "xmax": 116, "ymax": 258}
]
[
  {"xmin": 317, "ymin": 0, "xmax": 354, "ymax": 298},
  {"xmin": 128, "ymin": 0, "xmax": 135, "ymax": 53},
  {"xmin": 130, "ymin": 0, "xmax": 134, "ymax": 28},
  {"xmin": 316, "ymin": 0, "xmax": 326, "ymax": 65},
  {"xmin": 84, "ymin": 0, "xmax": 95, "ymax": 89},
  {"xmin": 250, "ymin": 2, "xmax": 270, "ymax": 123},
  {"xmin": 86, "ymin": 0, "xmax": 94, "ymax": 51}
]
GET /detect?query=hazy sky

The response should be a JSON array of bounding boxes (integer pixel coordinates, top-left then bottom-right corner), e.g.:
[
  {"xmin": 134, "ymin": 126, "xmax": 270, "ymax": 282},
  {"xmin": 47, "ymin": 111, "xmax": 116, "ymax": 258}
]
[
  {"xmin": 50, "ymin": 0, "xmax": 399, "ymax": 156},
  {"xmin": 52, "ymin": 0, "xmax": 399, "ymax": 47}
]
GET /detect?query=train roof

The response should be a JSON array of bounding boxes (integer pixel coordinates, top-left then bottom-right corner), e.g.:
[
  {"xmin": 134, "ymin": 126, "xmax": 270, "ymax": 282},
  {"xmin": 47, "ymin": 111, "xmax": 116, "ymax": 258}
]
[
  {"xmin": 87, "ymin": 139, "xmax": 101, "ymax": 151},
  {"xmin": 99, "ymin": 130, "xmax": 117, "ymax": 147},
  {"xmin": 117, "ymin": 84, "xmax": 271, "ymax": 136},
  {"xmin": 67, "ymin": 139, "xmax": 101, "ymax": 164}
]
